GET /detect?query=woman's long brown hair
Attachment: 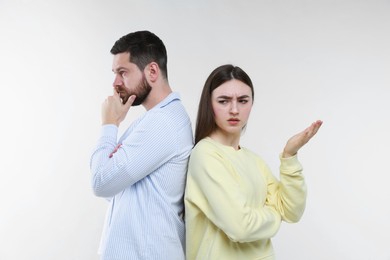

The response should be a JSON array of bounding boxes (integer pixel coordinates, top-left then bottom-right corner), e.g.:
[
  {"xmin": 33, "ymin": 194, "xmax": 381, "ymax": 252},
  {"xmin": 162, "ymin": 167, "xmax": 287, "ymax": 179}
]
[{"xmin": 194, "ymin": 64, "xmax": 254, "ymax": 145}]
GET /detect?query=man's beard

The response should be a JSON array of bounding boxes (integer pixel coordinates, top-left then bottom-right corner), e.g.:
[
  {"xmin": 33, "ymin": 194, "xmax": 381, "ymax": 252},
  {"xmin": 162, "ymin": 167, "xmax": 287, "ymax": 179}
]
[{"xmin": 120, "ymin": 76, "xmax": 152, "ymax": 106}]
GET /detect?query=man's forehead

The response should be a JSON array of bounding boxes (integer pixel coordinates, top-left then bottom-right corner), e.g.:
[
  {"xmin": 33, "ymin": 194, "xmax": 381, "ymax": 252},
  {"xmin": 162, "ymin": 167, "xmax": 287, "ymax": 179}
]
[
  {"xmin": 112, "ymin": 52, "xmax": 132, "ymax": 71},
  {"xmin": 113, "ymin": 52, "xmax": 130, "ymax": 63}
]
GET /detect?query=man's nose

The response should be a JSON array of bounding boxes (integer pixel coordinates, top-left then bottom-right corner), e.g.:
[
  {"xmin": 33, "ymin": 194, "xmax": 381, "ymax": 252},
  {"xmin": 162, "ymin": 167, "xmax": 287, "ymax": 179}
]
[{"xmin": 113, "ymin": 75, "xmax": 122, "ymax": 88}]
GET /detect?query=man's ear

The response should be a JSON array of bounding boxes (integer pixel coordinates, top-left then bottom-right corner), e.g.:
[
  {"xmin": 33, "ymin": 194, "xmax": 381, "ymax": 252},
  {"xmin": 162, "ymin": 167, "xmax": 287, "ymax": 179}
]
[{"xmin": 145, "ymin": 62, "xmax": 159, "ymax": 83}]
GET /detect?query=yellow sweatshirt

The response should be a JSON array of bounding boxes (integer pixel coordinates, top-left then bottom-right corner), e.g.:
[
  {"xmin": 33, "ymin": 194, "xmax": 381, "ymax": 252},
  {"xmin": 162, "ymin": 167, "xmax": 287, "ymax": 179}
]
[{"xmin": 184, "ymin": 137, "xmax": 307, "ymax": 260}]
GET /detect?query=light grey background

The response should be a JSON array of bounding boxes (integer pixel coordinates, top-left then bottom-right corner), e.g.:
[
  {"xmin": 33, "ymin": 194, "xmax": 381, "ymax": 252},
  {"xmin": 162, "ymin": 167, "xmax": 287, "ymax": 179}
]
[{"xmin": 1, "ymin": 0, "xmax": 389, "ymax": 259}]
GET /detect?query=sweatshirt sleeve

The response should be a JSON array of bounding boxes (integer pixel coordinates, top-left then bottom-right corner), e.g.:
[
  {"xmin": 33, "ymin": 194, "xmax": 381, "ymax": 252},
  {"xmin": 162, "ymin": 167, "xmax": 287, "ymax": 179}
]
[
  {"xmin": 261, "ymin": 154, "xmax": 307, "ymax": 223},
  {"xmin": 186, "ymin": 145, "xmax": 282, "ymax": 243}
]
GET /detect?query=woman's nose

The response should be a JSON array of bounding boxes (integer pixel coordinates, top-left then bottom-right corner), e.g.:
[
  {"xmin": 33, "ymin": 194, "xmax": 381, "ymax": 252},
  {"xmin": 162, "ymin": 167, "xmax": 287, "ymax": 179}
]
[{"xmin": 230, "ymin": 102, "xmax": 238, "ymax": 115}]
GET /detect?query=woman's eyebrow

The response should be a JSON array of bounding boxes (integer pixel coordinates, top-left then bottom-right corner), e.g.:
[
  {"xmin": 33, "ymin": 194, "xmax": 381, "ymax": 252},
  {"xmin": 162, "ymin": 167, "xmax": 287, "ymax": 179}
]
[
  {"xmin": 217, "ymin": 95, "xmax": 250, "ymax": 99},
  {"xmin": 217, "ymin": 95, "xmax": 232, "ymax": 99},
  {"xmin": 237, "ymin": 95, "xmax": 250, "ymax": 99}
]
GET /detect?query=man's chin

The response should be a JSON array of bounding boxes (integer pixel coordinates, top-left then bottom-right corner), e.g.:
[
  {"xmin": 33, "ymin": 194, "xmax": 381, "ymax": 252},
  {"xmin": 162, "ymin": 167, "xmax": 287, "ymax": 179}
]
[
  {"xmin": 121, "ymin": 97, "xmax": 128, "ymax": 105},
  {"xmin": 120, "ymin": 94, "xmax": 131, "ymax": 104},
  {"xmin": 121, "ymin": 96, "xmax": 142, "ymax": 106},
  {"xmin": 131, "ymin": 99, "xmax": 143, "ymax": 106}
]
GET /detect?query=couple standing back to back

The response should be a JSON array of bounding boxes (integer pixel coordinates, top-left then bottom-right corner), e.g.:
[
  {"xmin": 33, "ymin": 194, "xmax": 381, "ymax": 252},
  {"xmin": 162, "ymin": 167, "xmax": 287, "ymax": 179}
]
[{"xmin": 90, "ymin": 30, "xmax": 322, "ymax": 260}]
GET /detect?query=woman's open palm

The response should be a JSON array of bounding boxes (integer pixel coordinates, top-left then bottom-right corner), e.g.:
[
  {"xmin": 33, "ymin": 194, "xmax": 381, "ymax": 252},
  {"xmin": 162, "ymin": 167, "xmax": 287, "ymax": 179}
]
[{"xmin": 282, "ymin": 120, "xmax": 323, "ymax": 158}]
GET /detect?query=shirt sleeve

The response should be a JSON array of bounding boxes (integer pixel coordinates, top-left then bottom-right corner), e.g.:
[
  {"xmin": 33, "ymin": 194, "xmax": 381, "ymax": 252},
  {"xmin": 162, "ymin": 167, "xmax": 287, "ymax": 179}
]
[
  {"xmin": 90, "ymin": 111, "xmax": 178, "ymax": 197},
  {"xmin": 186, "ymin": 146, "xmax": 282, "ymax": 243},
  {"xmin": 260, "ymin": 154, "xmax": 307, "ymax": 223}
]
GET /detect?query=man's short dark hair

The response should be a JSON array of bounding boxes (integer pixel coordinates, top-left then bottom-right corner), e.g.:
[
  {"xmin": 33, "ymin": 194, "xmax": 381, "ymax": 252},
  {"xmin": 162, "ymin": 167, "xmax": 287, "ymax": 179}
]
[{"xmin": 111, "ymin": 30, "xmax": 168, "ymax": 79}]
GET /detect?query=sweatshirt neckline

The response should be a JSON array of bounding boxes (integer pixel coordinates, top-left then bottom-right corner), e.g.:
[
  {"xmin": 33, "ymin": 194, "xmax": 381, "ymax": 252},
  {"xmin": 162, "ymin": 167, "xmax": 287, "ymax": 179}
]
[{"xmin": 205, "ymin": 137, "xmax": 243, "ymax": 153}]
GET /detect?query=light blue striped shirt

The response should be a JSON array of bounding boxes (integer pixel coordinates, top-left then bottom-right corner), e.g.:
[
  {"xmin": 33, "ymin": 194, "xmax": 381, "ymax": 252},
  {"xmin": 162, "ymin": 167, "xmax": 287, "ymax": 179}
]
[{"xmin": 90, "ymin": 92, "xmax": 193, "ymax": 260}]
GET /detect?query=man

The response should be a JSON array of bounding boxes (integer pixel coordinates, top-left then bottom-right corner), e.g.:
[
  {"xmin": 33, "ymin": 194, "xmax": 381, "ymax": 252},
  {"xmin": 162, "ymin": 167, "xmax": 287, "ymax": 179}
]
[{"xmin": 90, "ymin": 31, "xmax": 193, "ymax": 260}]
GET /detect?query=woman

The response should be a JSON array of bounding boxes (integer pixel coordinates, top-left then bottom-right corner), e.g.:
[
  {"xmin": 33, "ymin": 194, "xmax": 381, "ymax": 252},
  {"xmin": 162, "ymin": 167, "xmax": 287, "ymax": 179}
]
[{"xmin": 184, "ymin": 64, "xmax": 322, "ymax": 260}]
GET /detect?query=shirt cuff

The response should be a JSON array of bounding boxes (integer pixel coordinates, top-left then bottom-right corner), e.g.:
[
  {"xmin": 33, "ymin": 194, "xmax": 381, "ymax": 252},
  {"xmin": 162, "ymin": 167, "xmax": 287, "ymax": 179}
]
[{"xmin": 100, "ymin": 124, "xmax": 118, "ymax": 138}]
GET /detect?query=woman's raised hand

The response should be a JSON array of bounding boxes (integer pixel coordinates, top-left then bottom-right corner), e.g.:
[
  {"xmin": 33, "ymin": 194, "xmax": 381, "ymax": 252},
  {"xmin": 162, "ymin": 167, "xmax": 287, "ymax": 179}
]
[{"xmin": 282, "ymin": 120, "xmax": 323, "ymax": 158}]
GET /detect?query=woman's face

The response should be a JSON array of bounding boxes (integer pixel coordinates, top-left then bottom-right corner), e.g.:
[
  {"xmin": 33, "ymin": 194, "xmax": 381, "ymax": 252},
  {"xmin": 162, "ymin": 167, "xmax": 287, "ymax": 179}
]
[{"xmin": 211, "ymin": 79, "xmax": 253, "ymax": 137}]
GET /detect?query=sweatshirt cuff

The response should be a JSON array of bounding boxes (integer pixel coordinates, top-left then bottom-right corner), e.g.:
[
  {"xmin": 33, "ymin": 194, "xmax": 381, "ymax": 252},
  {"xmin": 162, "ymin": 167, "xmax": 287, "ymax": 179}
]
[{"xmin": 279, "ymin": 153, "xmax": 303, "ymax": 175}]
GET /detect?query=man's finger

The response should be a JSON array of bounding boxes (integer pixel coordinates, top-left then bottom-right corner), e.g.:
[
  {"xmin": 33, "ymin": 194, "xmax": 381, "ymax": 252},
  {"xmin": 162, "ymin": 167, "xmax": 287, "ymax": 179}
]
[
  {"xmin": 113, "ymin": 87, "xmax": 120, "ymax": 97},
  {"xmin": 124, "ymin": 95, "xmax": 136, "ymax": 108}
]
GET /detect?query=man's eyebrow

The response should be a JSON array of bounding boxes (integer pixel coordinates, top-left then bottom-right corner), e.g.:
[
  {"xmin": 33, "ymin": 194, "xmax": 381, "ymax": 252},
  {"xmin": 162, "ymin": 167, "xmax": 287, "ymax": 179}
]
[{"xmin": 112, "ymin": 66, "xmax": 128, "ymax": 73}]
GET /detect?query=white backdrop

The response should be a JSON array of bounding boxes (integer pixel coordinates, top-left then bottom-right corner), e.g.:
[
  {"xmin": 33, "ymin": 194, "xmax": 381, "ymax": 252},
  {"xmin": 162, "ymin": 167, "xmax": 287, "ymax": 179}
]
[{"xmin": 1, "ymin": 0, "xmax": 389, "ymax": 259}]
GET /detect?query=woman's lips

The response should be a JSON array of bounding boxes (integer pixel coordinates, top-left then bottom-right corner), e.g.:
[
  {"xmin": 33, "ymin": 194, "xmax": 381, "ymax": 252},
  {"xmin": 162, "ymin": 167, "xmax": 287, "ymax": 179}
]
[{"xmin": 228, "ymin": 118, "xmax": 240, "ymax": 125}]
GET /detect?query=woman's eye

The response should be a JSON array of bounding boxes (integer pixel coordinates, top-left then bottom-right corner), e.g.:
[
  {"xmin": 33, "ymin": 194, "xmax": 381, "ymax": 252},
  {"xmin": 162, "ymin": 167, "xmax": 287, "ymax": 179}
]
[
  {"xmin": 218, "ymin": 100, "xmax": 228, "ymax": 104},
  {"xmin": 239, "ymin": 99, "xmax": 248, "ymax": 104}
]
